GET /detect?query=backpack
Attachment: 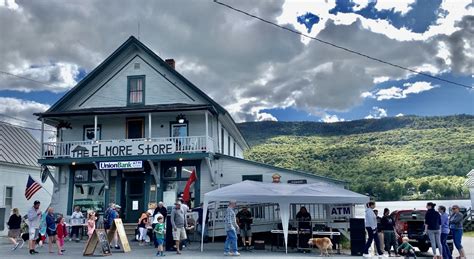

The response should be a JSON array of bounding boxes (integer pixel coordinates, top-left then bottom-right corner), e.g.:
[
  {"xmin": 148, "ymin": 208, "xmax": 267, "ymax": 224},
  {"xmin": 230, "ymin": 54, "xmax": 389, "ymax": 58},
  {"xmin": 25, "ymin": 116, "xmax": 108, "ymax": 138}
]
[{"xmin": 103, "ymin": 208, "xmax": 112, "ymax": 228}]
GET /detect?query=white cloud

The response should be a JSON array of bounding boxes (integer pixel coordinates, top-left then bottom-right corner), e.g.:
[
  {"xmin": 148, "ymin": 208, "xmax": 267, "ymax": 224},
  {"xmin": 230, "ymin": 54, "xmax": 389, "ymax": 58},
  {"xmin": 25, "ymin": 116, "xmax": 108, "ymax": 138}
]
[
  {"xmin": 368, "ymin": 81, "xmax": 438, "ymax": 101},
  {"xmin": 321, "ymin": 114, "xmax": 345, "ymax": 123},
  {"xmin": 0, "ymin": 97, "xmax": 55, "ymax": 139},
  {"xmin": 375, "ymin": 0, "xmax": 414, "ymax": 15},
  {"xmin": 365, "ymin": 106, "xmax": 388, "ymax": 119},
  {"xmin": 396, "ymin": 113, "xmax": 404, "ymax": 117},
  {"xmin": 3, "ymin": 62, "xmax": 80, "ymax": 92},
  {"xmin": 256, "ymin": 112, "xmax": 278, "ymax": 122}
]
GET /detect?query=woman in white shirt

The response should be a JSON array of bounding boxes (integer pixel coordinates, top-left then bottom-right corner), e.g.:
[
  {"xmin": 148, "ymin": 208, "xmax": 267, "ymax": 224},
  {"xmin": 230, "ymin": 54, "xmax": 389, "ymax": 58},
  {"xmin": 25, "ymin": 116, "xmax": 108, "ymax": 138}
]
[{"xmin": 70, "ymin": 206, "xmax": 84, "ymax": 242}]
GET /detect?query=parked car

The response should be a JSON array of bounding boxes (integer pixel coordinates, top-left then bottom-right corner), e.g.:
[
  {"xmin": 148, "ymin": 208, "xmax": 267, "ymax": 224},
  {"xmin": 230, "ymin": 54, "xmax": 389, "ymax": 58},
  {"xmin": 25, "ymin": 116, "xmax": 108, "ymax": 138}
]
[{"xmin": 391, "ymin": 209, "xmax": 453, "ymax": 253}]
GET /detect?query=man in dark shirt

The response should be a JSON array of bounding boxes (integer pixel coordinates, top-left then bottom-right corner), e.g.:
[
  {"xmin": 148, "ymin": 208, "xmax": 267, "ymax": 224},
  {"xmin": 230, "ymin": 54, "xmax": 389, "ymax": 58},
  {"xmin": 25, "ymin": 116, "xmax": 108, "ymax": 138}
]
[{"xmin": 236, "ymin": 206, "xmax": 253, "ymax": 250}]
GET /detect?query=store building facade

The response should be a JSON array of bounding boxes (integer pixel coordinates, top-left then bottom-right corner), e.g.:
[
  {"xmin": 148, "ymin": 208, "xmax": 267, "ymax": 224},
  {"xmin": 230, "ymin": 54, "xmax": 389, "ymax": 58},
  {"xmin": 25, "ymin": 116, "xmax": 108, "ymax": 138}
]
[{"xmin": 36, "ymin": 36, "xmax": 343, "ymax": 222}]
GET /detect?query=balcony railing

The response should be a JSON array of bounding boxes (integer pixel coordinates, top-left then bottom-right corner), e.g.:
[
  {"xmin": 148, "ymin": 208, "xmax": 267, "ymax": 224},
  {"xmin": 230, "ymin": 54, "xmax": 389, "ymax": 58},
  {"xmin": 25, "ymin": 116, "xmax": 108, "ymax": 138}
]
[{"xmin": 41, "ymin": 136, "xmax": 215, "ymax": 159}]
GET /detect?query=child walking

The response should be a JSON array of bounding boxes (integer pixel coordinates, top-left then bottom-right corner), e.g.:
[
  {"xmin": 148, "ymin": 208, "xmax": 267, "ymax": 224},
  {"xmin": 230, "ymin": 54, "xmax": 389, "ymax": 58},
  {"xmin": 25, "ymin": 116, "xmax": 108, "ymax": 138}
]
[
  {"xmin": 87, "ymin": 211, "xmax": 97, "ymax": 239},
  {"xmin": 154, "ymin": 215, "xmax": 166, "ymax": 257},
  {"xmin": 56, "ymin": 216, "xmax": 68, "ymax": 255}
]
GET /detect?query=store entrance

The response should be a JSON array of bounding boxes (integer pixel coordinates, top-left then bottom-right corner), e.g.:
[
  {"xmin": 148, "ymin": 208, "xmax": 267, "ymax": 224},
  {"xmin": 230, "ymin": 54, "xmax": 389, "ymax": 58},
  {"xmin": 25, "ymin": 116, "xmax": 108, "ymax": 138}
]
[{"xmin": 122, "ymin": 175, "xmax": 145, "ymax": 223}]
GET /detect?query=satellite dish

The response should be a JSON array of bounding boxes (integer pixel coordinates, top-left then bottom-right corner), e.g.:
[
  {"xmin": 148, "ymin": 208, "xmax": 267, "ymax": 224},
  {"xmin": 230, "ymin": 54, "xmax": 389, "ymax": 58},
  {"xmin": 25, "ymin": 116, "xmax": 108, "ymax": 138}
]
[{"xmin": 40, "ymin": 166, "xmax": 50, "ymax": 183}]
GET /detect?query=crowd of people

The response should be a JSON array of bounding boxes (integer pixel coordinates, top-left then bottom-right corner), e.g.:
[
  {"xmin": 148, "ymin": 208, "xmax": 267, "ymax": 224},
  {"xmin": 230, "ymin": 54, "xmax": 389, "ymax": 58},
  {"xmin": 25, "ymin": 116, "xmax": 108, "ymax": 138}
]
[
  {"xmin": 4, "ymin": 198, "xmax": 467, "ymax": 258},
  {"xmin": 364, "ymin": 201, "xmax": 466, "ymax": 259}
]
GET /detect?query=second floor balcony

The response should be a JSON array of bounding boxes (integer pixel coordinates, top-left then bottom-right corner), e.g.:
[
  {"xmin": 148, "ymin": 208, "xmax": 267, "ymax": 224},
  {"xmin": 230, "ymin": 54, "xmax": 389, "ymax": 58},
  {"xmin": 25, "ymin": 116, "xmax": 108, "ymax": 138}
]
[{"xmin": 41, "ymin": 135, "xmax": 216, "ymax": 160}]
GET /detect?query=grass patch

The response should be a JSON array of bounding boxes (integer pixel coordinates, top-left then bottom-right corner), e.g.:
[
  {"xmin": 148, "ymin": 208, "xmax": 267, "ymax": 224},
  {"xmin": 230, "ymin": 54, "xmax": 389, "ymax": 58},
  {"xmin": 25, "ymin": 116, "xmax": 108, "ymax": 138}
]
[{"xmin": 464, "ymin": 231, "xmax": 474, "ymax": 237}]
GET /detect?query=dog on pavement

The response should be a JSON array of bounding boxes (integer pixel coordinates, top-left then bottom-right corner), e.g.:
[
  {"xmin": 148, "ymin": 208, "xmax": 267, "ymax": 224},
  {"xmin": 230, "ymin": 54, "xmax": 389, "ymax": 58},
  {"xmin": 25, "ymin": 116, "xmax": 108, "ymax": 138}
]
[{"xmin": 308, "ymin": 237, "xmax": 333, "ymax": 256}]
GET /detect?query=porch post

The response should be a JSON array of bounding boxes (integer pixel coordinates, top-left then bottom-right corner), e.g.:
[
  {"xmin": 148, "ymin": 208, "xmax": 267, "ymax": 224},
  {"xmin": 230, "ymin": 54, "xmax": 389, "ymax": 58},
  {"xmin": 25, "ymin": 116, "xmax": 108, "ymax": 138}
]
[
  {"xmin": 94, "ymin": 115, "xmax": 98, "ymax": 141},
  {"xmin": 148, "ymin": 112, "xmax": 152, "ymax": 139},
  {"xmin": 205, "ymin": 111, "xmax": 209, "ymax": 138},
  {"xmin": 40, "ymin": 118, "xmax": 44, "ymax": 156}
]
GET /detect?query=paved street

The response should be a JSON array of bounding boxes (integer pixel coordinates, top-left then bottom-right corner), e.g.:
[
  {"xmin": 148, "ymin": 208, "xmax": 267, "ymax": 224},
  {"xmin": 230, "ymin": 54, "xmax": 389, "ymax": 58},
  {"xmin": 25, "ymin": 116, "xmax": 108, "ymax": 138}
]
[{"xmin": 1, "ymin": 237, "xmax": 473, "ymax": 259}]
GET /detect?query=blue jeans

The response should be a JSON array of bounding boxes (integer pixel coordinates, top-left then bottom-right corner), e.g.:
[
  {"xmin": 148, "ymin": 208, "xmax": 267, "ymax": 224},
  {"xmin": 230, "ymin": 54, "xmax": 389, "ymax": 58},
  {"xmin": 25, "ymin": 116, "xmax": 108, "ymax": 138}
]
[
  {"xmin": 364, "ymin": 227, "xmax": 383, "ymax": 255},
  {"xmin": 452, "ymin": 228, "xmax": 463, "ymax": 250},
  {"xmin": 440, "ymin": 233, "xmax": 452, "ymax": 259},
  {"xmin": 224, "ymin": 229, "xmax": 238, "ymax": 253}
]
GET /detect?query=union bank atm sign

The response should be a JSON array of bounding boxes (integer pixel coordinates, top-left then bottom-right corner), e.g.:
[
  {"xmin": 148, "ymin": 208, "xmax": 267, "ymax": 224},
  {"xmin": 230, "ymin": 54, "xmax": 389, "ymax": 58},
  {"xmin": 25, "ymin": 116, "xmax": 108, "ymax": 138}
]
[{"xmin": 70, "ymin": 140, "xmax": 176, "ymax": 158}]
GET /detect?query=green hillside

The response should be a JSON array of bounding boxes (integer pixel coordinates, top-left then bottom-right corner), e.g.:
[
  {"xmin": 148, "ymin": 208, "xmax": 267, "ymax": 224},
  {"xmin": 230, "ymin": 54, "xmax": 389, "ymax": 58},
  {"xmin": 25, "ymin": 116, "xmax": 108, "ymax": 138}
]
[{"xmin": 238, "ymin": 115, "xmax": 474, "ymax": 201}]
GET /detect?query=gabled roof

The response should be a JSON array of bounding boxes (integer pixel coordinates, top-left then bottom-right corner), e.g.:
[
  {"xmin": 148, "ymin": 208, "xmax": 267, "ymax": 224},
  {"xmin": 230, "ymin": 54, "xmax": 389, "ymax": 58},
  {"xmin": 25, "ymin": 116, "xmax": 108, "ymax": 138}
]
[
  {"xmin": 0, "ymin": 123, "xmax": 40, "ymax": 168},
  {"xmin": 40, "ymin": 36, "xmax": 249, "ymax": 149},
  {"xmin": 45, "ymin": 36, "xmax": 227, "ymax": 114}
]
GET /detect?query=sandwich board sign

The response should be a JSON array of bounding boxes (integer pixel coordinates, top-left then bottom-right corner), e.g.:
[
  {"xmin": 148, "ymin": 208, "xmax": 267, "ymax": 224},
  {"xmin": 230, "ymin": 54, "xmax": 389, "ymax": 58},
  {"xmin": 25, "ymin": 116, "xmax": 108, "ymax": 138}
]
[
  {"xmin": 106, "ymin": 218, "xmax": 131, "ymax": 253},
  {"xmin": 83, "ymin": 229, "xmax": 111, "ymax": 256}
]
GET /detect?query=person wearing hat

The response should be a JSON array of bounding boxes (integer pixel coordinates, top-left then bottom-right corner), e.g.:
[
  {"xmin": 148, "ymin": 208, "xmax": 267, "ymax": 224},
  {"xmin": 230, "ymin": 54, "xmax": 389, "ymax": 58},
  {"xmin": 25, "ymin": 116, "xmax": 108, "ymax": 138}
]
[
  {"xmin": 424, "ymin": 202, "xmax": 442, "ymax": 257},
  {"xmin": 171, "ymin": 201, "xmax": 187, "ymax": 254},
  {"xmin": 272, "ymin": 173, "xmax": 281, "ymax": 183},
  {"xmin": 27, "ymin": 200, "xmax": 42, "ymax": 255}
]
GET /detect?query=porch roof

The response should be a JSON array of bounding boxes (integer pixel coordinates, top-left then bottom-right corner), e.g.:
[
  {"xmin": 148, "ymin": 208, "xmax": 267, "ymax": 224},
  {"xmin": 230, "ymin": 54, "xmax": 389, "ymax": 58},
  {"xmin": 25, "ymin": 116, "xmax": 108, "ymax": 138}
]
[{"xmin": 34, "ymin": 103, "xmax": 217, "ymax": 119}]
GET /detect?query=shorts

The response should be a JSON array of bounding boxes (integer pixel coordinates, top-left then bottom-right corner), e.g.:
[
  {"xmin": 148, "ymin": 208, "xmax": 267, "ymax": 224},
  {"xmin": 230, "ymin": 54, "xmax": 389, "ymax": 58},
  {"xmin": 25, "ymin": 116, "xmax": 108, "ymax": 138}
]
[
  {"xmin": 240, "ymin": 228, "xmax": 252, "ymax": 237},
  {"xmin": 172, "ymin": 227, "xmax": 187, "ymax": 241},
  {"xmin": 29, "ymin": 228, "xmax": 38, "ymax": 241},
  {"xmin": 46, "ymin": 229, "xmax": 57, "ymax": 236},
  {"xmin": 8, "ymin": 229, "xmax": 20, "ymax": 238},
  {"xmin": 157, "ymin": 238, "xmax": 165, "ymax": 245}
]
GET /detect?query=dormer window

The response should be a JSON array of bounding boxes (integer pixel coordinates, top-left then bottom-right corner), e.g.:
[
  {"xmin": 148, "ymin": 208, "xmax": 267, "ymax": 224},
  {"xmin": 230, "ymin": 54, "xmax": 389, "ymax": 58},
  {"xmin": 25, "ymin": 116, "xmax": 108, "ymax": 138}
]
[{"xmin": 127, "ymin": 75, "xmax": 145, "ymax": 105}]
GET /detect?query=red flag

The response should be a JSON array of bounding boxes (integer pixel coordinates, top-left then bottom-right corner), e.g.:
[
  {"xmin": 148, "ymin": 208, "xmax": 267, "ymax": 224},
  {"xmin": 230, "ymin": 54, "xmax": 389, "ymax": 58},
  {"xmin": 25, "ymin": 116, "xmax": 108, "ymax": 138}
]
[{"xmin": 183, "ymin": 170, "xmax": 197, "ymax": 202}]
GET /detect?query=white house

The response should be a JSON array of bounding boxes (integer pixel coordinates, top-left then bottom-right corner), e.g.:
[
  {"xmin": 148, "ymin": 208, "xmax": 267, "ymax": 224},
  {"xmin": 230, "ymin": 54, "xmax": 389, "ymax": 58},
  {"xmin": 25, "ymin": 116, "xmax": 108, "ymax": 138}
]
[
  {"xmin": 0, "ymin": 123, "xmax": 53, "ymax": 236},
  {"xmin": 34, "ymin": 36, "xmax": 345, "ymax": 223}
]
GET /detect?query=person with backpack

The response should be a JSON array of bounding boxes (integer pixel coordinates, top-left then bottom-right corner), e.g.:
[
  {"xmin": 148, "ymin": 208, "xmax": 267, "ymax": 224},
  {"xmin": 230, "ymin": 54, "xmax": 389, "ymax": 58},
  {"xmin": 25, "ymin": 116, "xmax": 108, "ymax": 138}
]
[{"xmin": 104, "ymin": 203, "xmax": 120, "ymax": 249}]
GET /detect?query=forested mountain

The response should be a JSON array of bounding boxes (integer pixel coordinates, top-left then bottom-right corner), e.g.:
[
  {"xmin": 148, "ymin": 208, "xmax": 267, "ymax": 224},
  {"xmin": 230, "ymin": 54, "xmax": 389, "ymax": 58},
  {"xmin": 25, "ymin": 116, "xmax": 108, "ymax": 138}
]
[{"xmin": 238, "ymin": 115, "xmax": 474, "ymax": 201}]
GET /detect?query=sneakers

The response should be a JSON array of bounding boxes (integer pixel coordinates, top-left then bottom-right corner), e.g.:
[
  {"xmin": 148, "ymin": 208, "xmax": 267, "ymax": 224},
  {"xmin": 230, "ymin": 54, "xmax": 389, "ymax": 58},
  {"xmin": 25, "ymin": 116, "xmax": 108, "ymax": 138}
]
[
  {"xmin": 363, "ymin": 254, "xmax": 370, "ymax": 258},
  {"xmin": 232, "ymin": 252, "xmax": 241, "ymax": 256},
  {"xmin": 224, "ymin": 252, "xmax": 231, "ymax": 256}
]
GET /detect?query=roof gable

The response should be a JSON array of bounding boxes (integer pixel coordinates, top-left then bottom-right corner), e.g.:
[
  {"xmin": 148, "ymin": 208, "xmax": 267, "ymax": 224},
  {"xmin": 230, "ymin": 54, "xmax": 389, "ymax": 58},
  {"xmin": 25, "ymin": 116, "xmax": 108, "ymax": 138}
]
[{"xmin": 46, "ymin": 36, "xmax": 227, "ymax": 114}]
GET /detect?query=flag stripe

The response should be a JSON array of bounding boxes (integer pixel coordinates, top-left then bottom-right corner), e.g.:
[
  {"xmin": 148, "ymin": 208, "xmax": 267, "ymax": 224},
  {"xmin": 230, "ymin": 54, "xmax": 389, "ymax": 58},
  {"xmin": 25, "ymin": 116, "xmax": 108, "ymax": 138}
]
[
  {"xmin": 25, "ymin": 175, "xmax": 42, "ymax": 200},
  {"xmin": 25, "ymin": 184, "xmax": 41, "ymax": 197}
]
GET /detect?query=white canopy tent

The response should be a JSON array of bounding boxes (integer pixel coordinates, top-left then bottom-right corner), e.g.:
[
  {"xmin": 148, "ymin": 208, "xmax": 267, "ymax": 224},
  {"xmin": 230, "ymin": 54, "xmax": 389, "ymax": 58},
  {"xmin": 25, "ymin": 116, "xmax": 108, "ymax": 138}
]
[{"xmin": 200, "ymin": 180, "xmax": 369, "ymax": 253}]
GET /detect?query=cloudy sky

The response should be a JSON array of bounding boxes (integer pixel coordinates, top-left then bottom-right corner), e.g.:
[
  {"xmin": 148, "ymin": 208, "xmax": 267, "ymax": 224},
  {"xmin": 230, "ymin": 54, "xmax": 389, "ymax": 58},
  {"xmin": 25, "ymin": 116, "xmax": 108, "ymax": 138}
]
[{"xmin": 0, "ymin": 0, "xmax": 472, "ymax": 128}]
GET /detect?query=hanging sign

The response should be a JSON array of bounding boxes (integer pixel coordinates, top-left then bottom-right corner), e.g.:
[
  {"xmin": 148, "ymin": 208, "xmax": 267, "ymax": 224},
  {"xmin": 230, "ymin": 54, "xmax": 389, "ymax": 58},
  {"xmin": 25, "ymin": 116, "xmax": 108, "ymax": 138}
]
[
  {"xmin": 99, "ymin": 161, "xmax": 143, "ymax": 170},
  {"xmin": 329, "ymin": 204, "xmax": 353, "ymax": 219},
  {"xmin": 71, "ymin": 140, "xmax": 176, "ymax": 158},
  {"xmin": 287, "ymin": 179, "xmax": 307, "ymax": 184}
]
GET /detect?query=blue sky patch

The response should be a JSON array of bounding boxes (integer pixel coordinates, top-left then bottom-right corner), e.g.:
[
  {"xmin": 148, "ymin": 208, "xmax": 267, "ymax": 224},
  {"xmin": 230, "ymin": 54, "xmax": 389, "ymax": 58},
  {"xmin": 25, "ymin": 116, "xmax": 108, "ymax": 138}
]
[
  {"xmin": 297, "ymin": 12, "xmax": 321, "ymax": 33},
  {"xmin": 329, "ymin": 0, "xmax": 446, "ymax": 33}
]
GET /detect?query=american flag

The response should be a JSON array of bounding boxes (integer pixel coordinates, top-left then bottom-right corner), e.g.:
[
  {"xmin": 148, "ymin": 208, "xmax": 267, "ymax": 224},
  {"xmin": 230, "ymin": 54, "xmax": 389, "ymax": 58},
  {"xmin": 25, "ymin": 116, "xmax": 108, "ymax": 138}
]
[{"xmin": 25, "ymin": 175, "xmax": 42, "ymax": 200}]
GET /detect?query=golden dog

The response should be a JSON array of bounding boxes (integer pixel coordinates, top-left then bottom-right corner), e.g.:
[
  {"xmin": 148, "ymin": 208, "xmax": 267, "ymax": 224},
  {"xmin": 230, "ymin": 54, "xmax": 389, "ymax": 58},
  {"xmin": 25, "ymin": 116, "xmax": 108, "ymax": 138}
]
[{"xmin": 308, "ymin": 237, "xmax": 333, "ymax": 256}]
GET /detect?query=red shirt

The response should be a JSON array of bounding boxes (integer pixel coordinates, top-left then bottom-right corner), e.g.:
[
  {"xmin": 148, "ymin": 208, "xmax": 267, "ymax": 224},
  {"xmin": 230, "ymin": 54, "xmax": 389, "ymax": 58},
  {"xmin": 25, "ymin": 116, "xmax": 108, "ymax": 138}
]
[{"xmin": 56, "ymin": 223, "xmax": 68, "ymax": 238}]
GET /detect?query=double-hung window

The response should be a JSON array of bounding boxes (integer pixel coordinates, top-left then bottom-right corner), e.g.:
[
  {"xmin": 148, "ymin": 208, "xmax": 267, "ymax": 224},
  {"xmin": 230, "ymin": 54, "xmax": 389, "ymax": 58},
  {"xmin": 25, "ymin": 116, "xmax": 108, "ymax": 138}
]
[{"xmin": 127, "ymin": 75, "xmax": 145, "ymax": 105}]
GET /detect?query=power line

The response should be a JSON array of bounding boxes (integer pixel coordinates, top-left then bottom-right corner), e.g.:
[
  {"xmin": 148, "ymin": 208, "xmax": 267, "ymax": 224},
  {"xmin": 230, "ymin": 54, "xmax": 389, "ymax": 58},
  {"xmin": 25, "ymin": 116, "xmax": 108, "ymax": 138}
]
[
  {"xmin": 0, "ymin": 70, "xmax": 58, "ymax": 88},
  {"xmin": 0, "ymin": 120, "xmax": 56, "ymax": 132},
  {"xmin": 213, "ymin": 0, "xmax": 473, "ymax": 90},
  {"xmin": 0, "ymin": 113, "xmax": 42, "ymax": 125}
]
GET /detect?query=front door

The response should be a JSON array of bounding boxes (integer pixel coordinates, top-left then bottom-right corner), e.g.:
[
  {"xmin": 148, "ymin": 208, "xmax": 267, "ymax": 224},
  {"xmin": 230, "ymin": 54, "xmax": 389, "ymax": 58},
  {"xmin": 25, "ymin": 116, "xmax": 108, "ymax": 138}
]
[{"xmin": 123, "ymin": 177, "xmax": 145, "ymax": 223}]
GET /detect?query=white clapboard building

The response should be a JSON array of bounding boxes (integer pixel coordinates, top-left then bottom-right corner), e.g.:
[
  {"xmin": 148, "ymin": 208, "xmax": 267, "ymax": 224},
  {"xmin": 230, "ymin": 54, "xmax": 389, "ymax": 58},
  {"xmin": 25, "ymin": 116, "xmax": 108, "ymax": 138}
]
[
  {"xmin": 35, "ymin": 36, "xmax": 347, "ymax": 229},
  {"xmin": 0, "ymin": 123, "xmax": 53, "ymax": 236}
]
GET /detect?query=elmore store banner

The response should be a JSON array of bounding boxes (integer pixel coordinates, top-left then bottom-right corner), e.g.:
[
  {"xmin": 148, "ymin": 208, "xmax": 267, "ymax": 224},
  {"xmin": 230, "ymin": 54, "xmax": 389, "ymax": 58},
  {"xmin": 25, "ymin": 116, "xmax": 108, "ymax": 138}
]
[{"xmin": 70, "ymin": 139, "xmax": 176, "ymax": 158}]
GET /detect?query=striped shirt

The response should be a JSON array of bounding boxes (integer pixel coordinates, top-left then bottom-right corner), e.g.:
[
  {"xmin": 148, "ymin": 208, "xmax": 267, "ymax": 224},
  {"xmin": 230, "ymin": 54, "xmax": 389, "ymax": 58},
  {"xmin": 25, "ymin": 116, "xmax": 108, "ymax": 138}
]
[{"xmin": 225, "ymin": 207, "xmax": 237, "ymax": 231}]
